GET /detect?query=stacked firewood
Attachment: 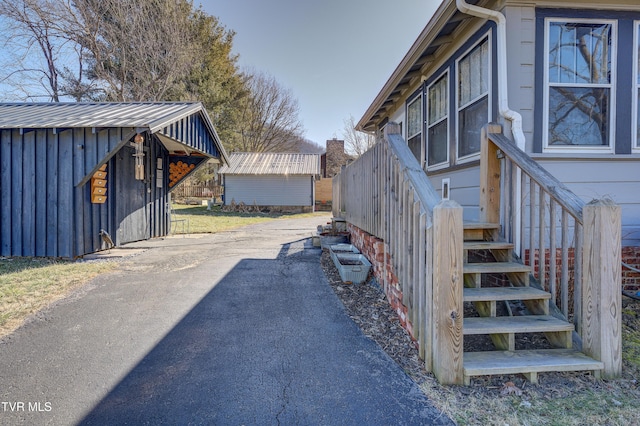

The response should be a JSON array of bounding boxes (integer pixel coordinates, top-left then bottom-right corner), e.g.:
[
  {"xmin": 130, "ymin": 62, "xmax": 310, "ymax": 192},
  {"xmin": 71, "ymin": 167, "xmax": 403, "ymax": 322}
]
[{"xmin": 168, "ymin": 161, "xmax": 195, "ymax": 188}]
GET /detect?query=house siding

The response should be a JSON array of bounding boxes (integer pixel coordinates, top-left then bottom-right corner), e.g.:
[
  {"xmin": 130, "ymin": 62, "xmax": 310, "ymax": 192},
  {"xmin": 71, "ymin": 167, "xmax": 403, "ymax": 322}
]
[
  {"xmin": 225, "ymin": 175, "xmax": 313, "ymax": 207},
  {"xmin": 428, "ymin": 166, "xmax": 481, "ymax": 222},
  {"xmin": 536, "ymin": 159, "xmax": 640, "ymax": 246},
  {"xmin": 505, "ymin": 5, "xmax": 536, "ymax": 151}
]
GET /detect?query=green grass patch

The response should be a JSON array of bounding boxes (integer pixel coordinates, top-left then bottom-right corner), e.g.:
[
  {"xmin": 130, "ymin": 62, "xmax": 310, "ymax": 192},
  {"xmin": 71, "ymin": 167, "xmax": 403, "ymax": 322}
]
[
  {"xmin": 170, "ymin": 204, "xmax": 327, "ymax": 234},
  {"xmin": 0, "ymin": 258, "xmax": 117, "ymax": 337}
]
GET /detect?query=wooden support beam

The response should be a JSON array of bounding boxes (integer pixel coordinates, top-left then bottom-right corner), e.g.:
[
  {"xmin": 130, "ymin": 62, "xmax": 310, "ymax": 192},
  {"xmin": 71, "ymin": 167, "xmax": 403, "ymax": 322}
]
[
  {"xmin": 581, "ymin": 199, "xmax": 622, "ymax": 378},
  {"xmin": 430, "ymin": 34, "xmax": 454, "ymax": 47},
  {"xmin": 479, "ymin": 124, "xmax": 503, "ymax": 224},
  {"xmin": 432, "ymin": 199, "xmax": 464, "ymax": 385}
]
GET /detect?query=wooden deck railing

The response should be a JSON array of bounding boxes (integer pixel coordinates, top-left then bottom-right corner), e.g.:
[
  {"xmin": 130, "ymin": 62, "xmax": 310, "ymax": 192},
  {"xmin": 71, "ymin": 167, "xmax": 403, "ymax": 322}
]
[
  {"xmin": 333, "ymin": 123, "xmax": 466, "ymax": 383},
  {"xmin": 333, "ymin": 122, "xmax": 621, "ymax": 383},
  {"xmin": 481, "ymin": 124, "xmax": 621, "ymax": 378}
]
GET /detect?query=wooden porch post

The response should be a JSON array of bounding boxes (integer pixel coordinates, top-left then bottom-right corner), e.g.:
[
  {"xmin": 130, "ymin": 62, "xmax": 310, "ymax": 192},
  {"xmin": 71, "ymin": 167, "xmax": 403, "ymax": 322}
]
[
  {"xmin": 432, "ymin": 199, "xmax": 464, "ymax": 384},
  {"xmin": 581, "ymin": 199, "xmax": 622, "ymax": 378},
  {"xmin": 479, "ymin": 124, "xmax": 503, "ymax": 224}
]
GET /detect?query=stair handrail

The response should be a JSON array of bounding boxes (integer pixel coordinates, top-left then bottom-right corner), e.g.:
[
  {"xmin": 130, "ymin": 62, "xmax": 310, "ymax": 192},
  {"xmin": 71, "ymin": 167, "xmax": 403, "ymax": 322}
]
[
  {"xmin": 482, "ymin": 124, "xmax": 622, "ymax": 379},
  {"xmin": 333, "ymin": 122, "xmax": 465, "ymax": 384},
  {"xmin": 384, "ymin": 126, "xmax": 441, "ymax": 212},
  {"xmin": 487, "ymin": 130, "xmax": 584, "ymax": 223}
]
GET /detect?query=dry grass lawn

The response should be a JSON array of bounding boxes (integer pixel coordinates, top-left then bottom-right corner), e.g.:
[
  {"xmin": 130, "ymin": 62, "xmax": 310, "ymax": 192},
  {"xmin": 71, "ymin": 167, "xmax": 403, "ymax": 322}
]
[
  {"xmin": 0, "ymin": 258, "xmax": 117, "ymax": 338},
  {"xmin": 0, "ymin": 208, "xmax": 330, "ymax": 339},
  {"xmin": 419, "ymin": 297, "xmax": 640, "ymax": 426}
]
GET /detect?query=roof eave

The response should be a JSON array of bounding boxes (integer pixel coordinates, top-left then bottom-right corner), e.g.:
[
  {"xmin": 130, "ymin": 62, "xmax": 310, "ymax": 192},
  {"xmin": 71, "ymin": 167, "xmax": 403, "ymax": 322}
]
[
  {"xmin": 148, "ymin": 102, "xmax": 230, "ymax": 165},
  {"xmin": 356, "ymin": 0, "xmax": 461, "ymax": 133}
]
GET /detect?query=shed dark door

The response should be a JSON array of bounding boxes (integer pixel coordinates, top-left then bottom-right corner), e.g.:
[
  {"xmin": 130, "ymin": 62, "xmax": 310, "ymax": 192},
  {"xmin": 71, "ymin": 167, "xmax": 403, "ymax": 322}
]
[{"xmin": 115, "ymin": 146, "xmax": 150, "ymax": 245}]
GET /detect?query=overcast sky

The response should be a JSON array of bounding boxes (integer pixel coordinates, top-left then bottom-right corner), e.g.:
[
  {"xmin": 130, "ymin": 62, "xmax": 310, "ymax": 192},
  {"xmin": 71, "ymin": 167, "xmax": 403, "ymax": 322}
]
[{"xmin": 198, "ymin": 0, "xmax": 442, "ymax": 147}]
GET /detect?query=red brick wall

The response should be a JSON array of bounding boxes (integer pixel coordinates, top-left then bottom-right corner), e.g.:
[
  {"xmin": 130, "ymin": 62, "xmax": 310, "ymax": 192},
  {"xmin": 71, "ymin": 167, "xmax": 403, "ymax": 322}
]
[
  {"xmin": 347, "ymin": 223, "xmax": 640, "ymax": 342},
  {"xmin": 525, "ymin": 247, "xmax": 640, "ymax": 293},
  {"xmin": 347, "ymin": 223, "xmax": 414, "ymax": 340},
  {"xmin": 622, "ymin": 247, "xmax": 640, "ymax": 292}
]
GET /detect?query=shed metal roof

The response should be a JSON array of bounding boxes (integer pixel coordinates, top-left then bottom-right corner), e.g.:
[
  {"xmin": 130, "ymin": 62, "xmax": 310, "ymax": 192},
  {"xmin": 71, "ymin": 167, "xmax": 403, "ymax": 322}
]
[
  {"xmin": 219, "ymin": 152, "xmax": 321, "ymax": 176},
  {"xmin": 0, "ymin": 101, "xmax": 229, "ymax": 164},
  {"xmin": 0, "ymin": 102, "xmax": 204, "ymax": 132}
]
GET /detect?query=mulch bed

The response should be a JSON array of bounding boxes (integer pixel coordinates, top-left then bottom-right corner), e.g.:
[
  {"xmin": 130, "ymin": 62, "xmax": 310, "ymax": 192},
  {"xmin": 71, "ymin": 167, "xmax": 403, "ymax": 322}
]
[
  {"xmin": 320, "ymin": 249, "xmax": 432, "ymax": 386},
  {"xmin": 320, "ymin": 247, "xmax": 640, "ymax": 401}
]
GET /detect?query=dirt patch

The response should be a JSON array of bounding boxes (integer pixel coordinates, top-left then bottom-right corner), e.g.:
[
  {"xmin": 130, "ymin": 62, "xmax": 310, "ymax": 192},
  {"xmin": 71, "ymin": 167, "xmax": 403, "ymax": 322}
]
[{"xmin": 320, "ymin": 249, "xmax": 640, "ymax": 425}]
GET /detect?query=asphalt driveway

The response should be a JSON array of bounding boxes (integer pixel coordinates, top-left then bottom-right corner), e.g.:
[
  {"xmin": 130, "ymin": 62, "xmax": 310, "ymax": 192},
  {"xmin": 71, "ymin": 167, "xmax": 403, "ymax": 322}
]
[{"xmin": 0, "ymin": 215, "xmax": 451, "ymax": 425}]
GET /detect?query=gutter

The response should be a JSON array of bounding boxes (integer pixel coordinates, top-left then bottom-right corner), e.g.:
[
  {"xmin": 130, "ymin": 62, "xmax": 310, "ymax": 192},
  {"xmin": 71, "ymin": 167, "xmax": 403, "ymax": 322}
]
[
  {"xmin": 455, "ymin": 0, "xmax": 525, "ymax": 150},
  {"xmin": 456, "ymin": 0, "xmax": 525, "ymax": 252}
]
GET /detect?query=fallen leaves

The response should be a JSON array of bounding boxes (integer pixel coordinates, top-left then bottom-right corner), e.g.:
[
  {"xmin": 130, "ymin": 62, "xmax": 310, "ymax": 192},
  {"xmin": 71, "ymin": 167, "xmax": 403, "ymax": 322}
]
[{"xmin": 500, "ymin": 381, "xmax": 523, "ymax": 396}]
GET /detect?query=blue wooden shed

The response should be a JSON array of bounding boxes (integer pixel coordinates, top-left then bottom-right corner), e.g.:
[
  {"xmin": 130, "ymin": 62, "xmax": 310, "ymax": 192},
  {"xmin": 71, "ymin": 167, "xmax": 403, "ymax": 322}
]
[{"xmin": 0, "ymin": 102, "xmax": 228, "ymax": 258}]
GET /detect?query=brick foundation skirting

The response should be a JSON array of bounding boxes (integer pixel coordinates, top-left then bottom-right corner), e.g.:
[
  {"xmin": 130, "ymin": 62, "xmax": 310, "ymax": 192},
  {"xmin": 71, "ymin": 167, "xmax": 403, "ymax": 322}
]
[
  {"xmin": 525, "ymin": 247, "xmax": 640, "ymax": 293},
  {"xmin": 346, "ymin": 223, "xmax": 640, "ymax": 341},
  {"xmin": 347, "ymin": 224, "xmax": 413, "ymax": 339},
  {"xmin": 622, "ymin": 247, "xmax": 640, "ymax": 292}
]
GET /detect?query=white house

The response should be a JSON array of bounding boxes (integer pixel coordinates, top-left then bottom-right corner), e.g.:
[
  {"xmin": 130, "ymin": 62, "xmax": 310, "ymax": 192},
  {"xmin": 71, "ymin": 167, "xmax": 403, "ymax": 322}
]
[{"xmin": 219, "ymin": 152, "xmax": 321, "ymax": 211}]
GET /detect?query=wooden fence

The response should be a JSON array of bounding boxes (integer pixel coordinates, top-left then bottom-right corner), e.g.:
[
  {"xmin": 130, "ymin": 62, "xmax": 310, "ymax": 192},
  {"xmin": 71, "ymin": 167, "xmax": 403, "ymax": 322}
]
[
  {"xmin": 333, "ymin": 122, "xmax": 621, "ymax": 384},
  {"xmin": 171, "ymin": 183, "xmax": 223, "ymax": 199},
  {"xmin": 333, "ymin": 123, "xmax": 465, "ymax": 383}
]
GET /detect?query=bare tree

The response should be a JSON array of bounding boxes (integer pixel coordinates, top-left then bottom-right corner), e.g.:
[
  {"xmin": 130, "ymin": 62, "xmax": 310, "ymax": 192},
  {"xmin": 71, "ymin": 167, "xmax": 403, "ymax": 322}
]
[
  {"xmin": 341, "ymin": 114, "xmax": 376, "ymax": 157},
  {"xmin": 0, "ymin": 0, "xmax": 196, "ymax": 102},
  {"xmin": 0, "ymin": 0, "xmax": 82, "ymax": 101},
  {"xmin": 69, "ymin": 0, "xmax": 194, "ymax": 101},
  {"xmin": 233, "ymin": 70, "xmax": 304, "ymax": 152}
]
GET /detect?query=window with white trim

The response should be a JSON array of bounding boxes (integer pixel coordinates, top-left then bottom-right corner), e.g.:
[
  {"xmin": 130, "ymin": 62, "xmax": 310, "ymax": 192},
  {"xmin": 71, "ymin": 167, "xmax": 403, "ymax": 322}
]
[
  {"xmin": 457, "ymin": 38, "xmax": 489, "ymax": 160},
  {"xmin": 407, "ymin": 95, "xmax": 423, "ymax": 164},
  {"xmin": 544, "ymin": 19, "xmax": 615, "ymax": 151},
  {"xmin": 427, "ymin": 71, "xmax": 449, "ymax": 168}
]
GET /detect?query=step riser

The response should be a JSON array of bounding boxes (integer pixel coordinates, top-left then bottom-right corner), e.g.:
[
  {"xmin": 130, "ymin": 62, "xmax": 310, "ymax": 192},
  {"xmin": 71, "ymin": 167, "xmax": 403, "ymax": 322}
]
[
  {"xmin": 464, "ymin": 315, "xmax": 574, "ymax": 335},
  {"xmin": 462, "ymin": 222, "xmax": 592, "ymax": 383},
  {"xmin": 463, "ymin": 349, "xmax": 604, "ymax": 385}
]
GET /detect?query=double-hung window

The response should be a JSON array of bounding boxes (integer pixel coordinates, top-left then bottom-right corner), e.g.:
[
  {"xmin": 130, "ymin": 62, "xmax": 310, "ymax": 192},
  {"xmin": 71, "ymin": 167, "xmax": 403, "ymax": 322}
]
[
  {"xmin": 407, "ymin": 95, "xmax": 423, "ymax": 164},
  {"xmin": 427, "ymin": 72, "xmax": 449, "ymax": 168},
  {"xmin": 457, "ymin": 38, "xmax": 490, "ymax": 160},
  {"xmin": 544, "ymin": 19, "xmax": 615, "ymax": 152}
]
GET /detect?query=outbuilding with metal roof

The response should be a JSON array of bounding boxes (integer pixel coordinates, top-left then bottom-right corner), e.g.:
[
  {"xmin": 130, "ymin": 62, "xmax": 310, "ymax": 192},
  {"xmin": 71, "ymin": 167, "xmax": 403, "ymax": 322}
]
[
  {"xmin": 219, "ymin": 152, "xmax": 320, "ymax": 211},
  {"xmin": 0, "ymin": 102, "xmax": 228, "ymax": 258}
]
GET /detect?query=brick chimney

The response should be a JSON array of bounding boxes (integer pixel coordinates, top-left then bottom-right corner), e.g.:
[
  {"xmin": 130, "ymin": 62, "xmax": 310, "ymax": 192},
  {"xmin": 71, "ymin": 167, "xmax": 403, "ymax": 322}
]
[{"xmin": 324, "ymin": 138, "xmax": 346, "ymax": 178}]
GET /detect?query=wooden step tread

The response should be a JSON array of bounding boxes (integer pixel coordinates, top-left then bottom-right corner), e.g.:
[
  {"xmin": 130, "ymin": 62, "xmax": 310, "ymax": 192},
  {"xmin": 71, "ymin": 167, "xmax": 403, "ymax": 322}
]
[
  {"xmin": 464, "ymin": 286, "xmax": 551, "ymax": 302},
  {"xmin": 464, "ymin": 349, "xmax": 604, "ymax": 377},
  {"xmin": 464, "ymin": 241, "xmax": 514, "ymax": 250},
  {"xmin": 464, "ymin": 315, "xmax": 573, "ymax": 335},
  {"xmin": 464, "ymin": 262, "xmax": 531, "ymax": 274},
  {"xmin": 463, "ymin": 222, "xmax": 499, "ymax": 230}
]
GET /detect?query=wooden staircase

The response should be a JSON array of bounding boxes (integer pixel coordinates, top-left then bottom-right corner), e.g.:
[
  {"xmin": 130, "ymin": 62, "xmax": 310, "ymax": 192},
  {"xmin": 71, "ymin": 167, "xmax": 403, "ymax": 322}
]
[{"xmin": 461, "ymin": 222, "xmax": 603, "ymax": 385}]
